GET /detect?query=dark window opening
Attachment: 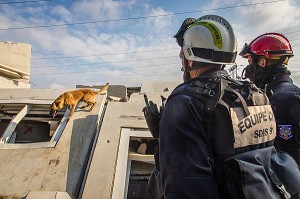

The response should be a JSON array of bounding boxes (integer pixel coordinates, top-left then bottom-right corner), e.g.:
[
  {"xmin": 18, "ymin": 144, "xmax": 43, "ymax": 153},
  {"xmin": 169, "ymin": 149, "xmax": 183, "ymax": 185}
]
[
  {"xmin": 0, "ymin": 120, "xmax": 9, "ymax": 138},
  {"xmin": 127, "ymin": 136, "xmax": 157, "ymax": 199},
  {"xmin": 14, "ymin": 120, "xmax": 51, "ymax": 143},
  {"xmin": 127, "ymin": 161, "xmax": 153, "ymax": 199},
  {"xmin": 0, "ymin": 103, "xmax": 68, "ymax": 144}
]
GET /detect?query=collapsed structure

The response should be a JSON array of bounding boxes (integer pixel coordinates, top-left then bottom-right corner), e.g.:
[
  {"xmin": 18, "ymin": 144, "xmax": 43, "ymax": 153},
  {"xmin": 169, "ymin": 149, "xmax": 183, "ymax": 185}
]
[
  {"xmin": 0, "ymin": 81, "xmax": 180, "ymax": 199},
  {"xmin": 0, "ymin": 39, "xmax": 182, "ymax": 199}
]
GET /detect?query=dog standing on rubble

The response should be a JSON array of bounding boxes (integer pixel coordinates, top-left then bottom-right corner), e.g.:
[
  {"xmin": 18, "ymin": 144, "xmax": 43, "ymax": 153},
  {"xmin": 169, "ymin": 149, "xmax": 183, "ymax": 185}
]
[{"xmin": 50, "ymin": 83, "xmax": 109, "ymax": 120}]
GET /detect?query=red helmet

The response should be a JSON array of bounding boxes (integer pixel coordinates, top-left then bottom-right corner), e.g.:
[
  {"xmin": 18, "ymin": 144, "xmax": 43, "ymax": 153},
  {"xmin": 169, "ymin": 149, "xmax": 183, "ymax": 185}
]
[{"xmin": 239, "ymin": 33, "xmax": 293, "ymax": 61}]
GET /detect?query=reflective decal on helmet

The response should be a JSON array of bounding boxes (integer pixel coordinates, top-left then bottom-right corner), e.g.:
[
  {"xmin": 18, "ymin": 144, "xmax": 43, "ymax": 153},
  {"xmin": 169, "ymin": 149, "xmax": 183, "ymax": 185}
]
[
  {"xmin": 182, "ymin": 14, "xmax": 237, "ymax": 65},
  {"xmin": 191, "ymin": 21, "xmax": 222, "ymax": 49}
]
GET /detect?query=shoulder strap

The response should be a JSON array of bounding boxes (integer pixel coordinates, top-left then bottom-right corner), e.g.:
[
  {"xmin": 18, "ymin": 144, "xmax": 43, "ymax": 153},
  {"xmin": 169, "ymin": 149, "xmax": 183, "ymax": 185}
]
[
  {"xmin": 169, "ymin": 76, "xmax": 222, "ymax": 119},
  {"xmin": 218, "ymin": 78, "xmax": 250, "ymax": 117},
  {"xmin": 218, "ymin": 77, "xmax": 270, "ymax": 117}
]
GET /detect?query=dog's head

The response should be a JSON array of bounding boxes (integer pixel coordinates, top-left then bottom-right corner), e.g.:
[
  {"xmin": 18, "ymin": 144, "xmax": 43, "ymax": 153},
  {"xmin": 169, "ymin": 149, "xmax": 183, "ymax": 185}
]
[{"xmin": 50, "ymin": 96, "xmax": 64, "ymax": 118}]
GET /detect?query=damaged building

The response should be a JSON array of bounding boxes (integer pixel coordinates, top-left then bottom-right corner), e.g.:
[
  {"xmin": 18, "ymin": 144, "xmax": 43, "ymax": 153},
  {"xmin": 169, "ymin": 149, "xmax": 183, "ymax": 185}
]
[{"xmin": 0, "ymin": 40, "xmax": 182, "ymax": 199}]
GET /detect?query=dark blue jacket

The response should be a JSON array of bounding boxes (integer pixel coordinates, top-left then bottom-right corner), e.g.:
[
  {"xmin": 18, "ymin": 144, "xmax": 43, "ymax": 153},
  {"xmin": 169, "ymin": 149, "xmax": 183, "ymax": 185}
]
[
  {"xmin": 159, "ymin": 71, "xmax": 219, "ymax": 199},
  {"xmin": 159, "ymin": 69, "xmax": 274, "ymax": 199},
  {"xmin": 268, "ymin": 76, "xmax": 300, "ymax": 165}
]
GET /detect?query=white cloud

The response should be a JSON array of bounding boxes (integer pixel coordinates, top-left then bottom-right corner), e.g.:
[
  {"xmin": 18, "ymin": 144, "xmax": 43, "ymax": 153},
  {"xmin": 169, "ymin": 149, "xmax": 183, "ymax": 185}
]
[
  {"xmin": 146, "ymin": 7, "xmax": 173, "ymax": 34},
  {"xmin": 236, "ymin": 1, "xmax": 300, "ymax": 35},
  {"xmin": 50, "ymin": 5, "xmax": 72, "ymax": 23},
  {"xmin": 71, "ymin": 0, "xmax": 123, "ymax": 21},
  {"xmin": 1, "ymin": 0, "xmax": 299, "ymax": 88}
]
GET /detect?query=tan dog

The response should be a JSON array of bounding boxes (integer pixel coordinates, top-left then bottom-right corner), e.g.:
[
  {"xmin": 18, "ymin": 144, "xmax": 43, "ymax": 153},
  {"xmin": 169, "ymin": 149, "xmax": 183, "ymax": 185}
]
[{"xmin": 50, "ymin": 83, "xmax": 109, "ymax": 120}]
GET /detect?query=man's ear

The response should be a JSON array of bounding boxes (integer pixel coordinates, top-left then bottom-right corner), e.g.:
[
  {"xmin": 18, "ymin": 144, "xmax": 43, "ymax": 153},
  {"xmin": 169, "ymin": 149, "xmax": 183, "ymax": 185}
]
[{"xmin": 258, "ymin": 57, "xmax": 267, "ymax": 67}]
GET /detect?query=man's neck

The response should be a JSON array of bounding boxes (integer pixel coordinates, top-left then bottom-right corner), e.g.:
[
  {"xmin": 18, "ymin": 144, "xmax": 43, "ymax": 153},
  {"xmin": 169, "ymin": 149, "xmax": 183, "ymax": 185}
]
[{"xmin": 189, "ymin": 65, "xmax": 221, "ymax": 78}]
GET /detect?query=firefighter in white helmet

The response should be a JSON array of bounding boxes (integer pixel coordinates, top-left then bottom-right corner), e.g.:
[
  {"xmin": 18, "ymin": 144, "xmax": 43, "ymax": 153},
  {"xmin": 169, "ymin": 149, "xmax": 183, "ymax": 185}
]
[
  {"xmin": 160, "ymin": 15, "xmax": 240, "ymax": 198},
  {"xmin": 144, "ymin": 15, "xmax": 289, "ymax": 199}
]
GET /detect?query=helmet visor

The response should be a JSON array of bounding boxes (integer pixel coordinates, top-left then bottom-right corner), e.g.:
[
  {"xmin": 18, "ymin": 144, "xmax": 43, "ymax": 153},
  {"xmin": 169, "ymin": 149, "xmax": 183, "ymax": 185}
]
[{"xmin": 239, "ymin": 43, "xmax": 254, "ymax": 58}]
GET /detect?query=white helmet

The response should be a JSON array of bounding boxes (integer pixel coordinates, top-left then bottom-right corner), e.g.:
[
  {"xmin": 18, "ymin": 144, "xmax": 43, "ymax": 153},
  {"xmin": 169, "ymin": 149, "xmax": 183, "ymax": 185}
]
[{"xmin": 182, "ymin": 15, "xmax": 237, "ymax": 65}]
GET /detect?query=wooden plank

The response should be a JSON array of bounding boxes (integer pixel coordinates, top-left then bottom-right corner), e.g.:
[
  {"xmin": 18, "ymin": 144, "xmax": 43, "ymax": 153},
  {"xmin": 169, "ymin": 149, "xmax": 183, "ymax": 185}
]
[
  {"xmin": 128, "ymin": 152, "xmax": 154, "ymax": 163},
  {"xmin": 129, "ymin": 130, "xmax": 155, "ymax": 163},
  {"xmin": 50, "ymin": 109, "xmax": 70, "ymax": 142},
  {"xmin": 1, "ymin": 104, "xmax": 32, "ymax": 143}
]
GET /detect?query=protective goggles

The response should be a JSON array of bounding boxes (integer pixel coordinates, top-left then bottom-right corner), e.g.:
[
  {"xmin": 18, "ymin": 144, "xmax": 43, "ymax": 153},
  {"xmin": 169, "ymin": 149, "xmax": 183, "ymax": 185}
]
[
  {"xmin": 174, "ymin": 18, "xmax": 196, "ymax": 47},
  {"xmin": 239, "ymin": 43, "xmax": 254, "ymax": 57}
]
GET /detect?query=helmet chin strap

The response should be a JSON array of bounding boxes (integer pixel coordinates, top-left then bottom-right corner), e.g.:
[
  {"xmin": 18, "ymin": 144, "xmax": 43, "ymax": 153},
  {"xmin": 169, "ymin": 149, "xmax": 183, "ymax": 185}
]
[
  {"xmin": 182, "ymin": 47, "xmax": 191, "ymax": 82},
  {"xmin": 183, "ymin": 57, "xmax": 190, "ymax": 82}
]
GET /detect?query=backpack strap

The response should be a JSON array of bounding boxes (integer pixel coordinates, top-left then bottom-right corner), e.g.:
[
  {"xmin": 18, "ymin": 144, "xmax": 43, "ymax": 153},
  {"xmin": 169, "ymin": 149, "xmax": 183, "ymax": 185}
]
[
  {"xmin": 169, "ymin": 76, "xmax": 221, "ymax": 119},
  {"xmin": 219, "ymin": 80, "xmax": 251, "ymax": 117},
  {"xmin": 176, "ymin": 77, "xmax": 223, "ymax": 144},
  {"xmin": 188, "ymin": 76, "xmax": 222, "ymax": 118}
]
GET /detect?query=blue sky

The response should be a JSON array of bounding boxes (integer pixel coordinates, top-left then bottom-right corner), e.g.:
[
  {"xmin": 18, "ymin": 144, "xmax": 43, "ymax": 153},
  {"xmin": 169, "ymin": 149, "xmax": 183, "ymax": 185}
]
[{"xmin": 0, "ymin": 0, "xmax": 299, "ymax": 88}]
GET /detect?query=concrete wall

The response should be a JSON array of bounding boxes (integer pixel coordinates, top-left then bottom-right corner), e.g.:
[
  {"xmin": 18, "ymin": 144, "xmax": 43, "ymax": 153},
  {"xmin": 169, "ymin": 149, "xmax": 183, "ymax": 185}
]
[
  {"xmin": 0, "ymin": 41, "xmax": 31, "ymax": 75},
  {"xmin": 0, "ymin": 76, "xmax": 30, "ymax": 88},
  {"xmin": 0, "ymin": 41, "xmax": 32, "ymax": 88},
  {"xmin": 0, "ymin": 88, "xmax": 107, "ymax": 198},
  {"xmin": 82, "ymin": 81, "xmax": 179, "ymax": 199}
]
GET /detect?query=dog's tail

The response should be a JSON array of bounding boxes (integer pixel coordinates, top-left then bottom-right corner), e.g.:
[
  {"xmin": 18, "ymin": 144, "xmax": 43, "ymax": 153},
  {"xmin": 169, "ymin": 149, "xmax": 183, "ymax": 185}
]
[{"xmin": 94, "ymin": 83, "xmax": 109, "ymax": 95}]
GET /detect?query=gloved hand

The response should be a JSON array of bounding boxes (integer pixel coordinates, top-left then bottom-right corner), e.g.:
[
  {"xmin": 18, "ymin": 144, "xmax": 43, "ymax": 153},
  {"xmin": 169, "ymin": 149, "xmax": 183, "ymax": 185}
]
[{"xmin": 143, "ymin": 101, "xmax": 160, "ymax": 138}]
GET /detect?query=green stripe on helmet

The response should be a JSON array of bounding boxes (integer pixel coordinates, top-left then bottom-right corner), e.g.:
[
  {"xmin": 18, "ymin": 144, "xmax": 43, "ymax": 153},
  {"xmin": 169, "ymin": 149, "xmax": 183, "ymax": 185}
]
[{"xmin": 190, "ymin": 21, "xmax": 223, "ymax": 49}]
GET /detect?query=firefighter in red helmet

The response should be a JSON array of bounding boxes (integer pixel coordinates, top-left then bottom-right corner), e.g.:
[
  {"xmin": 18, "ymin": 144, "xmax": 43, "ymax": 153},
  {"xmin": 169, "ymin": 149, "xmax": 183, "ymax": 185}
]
[{"xmin": 239, "ymin": 33, "xmax": 300, "ymax": 165}]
